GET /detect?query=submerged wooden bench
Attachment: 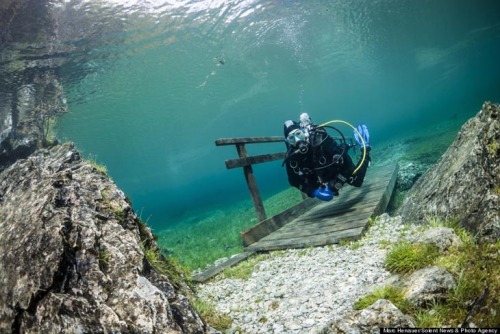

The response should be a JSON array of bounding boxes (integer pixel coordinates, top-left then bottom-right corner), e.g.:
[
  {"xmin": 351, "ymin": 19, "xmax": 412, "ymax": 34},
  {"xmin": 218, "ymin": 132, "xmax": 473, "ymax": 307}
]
[{"xmin": 192, "ymin": 162, "xmax": 398, "ymax": 283}]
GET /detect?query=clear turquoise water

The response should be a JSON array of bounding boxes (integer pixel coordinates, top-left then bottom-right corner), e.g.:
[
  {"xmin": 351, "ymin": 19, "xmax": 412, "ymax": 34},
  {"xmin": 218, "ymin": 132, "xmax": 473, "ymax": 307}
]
[{"xmin": 48, "ymin": 0, "xmax": 500, "ymax": 230}]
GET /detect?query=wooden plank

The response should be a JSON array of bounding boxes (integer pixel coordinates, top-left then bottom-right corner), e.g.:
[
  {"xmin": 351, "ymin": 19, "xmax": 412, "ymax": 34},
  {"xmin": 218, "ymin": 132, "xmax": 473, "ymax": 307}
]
[
  {"xmin": 279, "ymin": 207, "xmax": 375, "ymax": 232},
  {"xmin": 237, "ymin": 144, "xmax": 267, "ymax": 222},
  {"xmin": 225, "ymin": 152, "xmax": 285, "ymax": 169},
  {"xmin": 295, "ymin": 196, "xmax": 379, "ymax": 222},
  {"xmin": 216, "ymin": 137, "xmax": 284, "ymax": 146},
  {"xmin": 246, "ymin": 226, "xmax": 366, "ymax": 251},
  {"xmin": 261, "ymin": 220, "xmax": 368, "ymax": 241},
  {"xmin": 241, "ymin": 197, "xmax": 318, "ymax": 247},
  {"xmin": 216, "ymin": 136, "xmax": 351, "ymax": 146},
  {"xmin": 191, "ymin": 251, "xmax": 256, "ymax": 283},
  {"xmin": 373, "ymin": 163, "xmax": 399, "ymax": 215}
]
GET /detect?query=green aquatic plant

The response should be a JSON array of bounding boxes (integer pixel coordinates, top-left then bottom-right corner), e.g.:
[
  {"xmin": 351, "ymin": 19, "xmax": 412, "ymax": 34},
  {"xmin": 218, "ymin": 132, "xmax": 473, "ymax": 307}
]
[
  {"xmin": 486, "ymin": 138, "xmax": 499, "ymax": 157},
  {"xmin": 354, "ymin": 285, "xmax": 413, "ymax": 314},
  {"xmin": 494, "ymin": 185, "xmax": 500, "ymax": 195},
  {"xmin": 190, "ymin": 298, "xmax": 232, "ymax": 331},
  {"xmin": 385, "ymin": 241, "xmax": 440, "ymax": 275},
  {"xmin": 222, "ymin": 253, "xmax": 268, "ymax": 280},
  {"xmin": 378, "ymin": 239, "xmax": 392, "ymax": 249},
  {"xmin": 156, "ymin": 188, "xmax": 303, "ymax": 271},
  {"xmin": 98, "ymin": 249, "xmax": 112, "ymax": 272},
  {"xmin": 87, "ymin": 155, "xmax": 108, "ymax": 174},
  {"xmin": 141, "ymin": 242, "xmax": 191, "ymax": 289},
  {"xmin": 402, "ymin": 130, "xmax": 457, "ymax": 165},
  {"xmin": 270, "ymin": 300, "xmax": 280, "ymax": 310},
  {"xmin": 386, "ymin": 188, "xmax": 407, "ymax": 214},
  {"xmin": 367, "ymin": 215, "xmax": 379, "ymax": 227},
  {"xmin": 297, "ymin": 247, "xmax": 314, "ymax": 256}
]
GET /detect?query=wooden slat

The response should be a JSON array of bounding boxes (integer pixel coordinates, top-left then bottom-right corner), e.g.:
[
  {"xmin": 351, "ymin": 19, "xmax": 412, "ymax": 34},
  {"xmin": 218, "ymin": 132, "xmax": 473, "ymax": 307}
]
[
  {"xmin": 262, "ymin": 220, "xmax": 368, "ymax": 241},
  {"xmin": 191, "ymin": 251, "xmax": 255, "ymax": 283},
  {"xmin": 216, "ymin": 136, "xmax": 352, "ymax": 146},
  {"xmin": 246, "ymin": 226, "xmax": 366, "ymax": 252},
  {"xmin": 225, "ymin": 152, "xmax": 285, "ymax": 169},
  {"xmin": 279, "ymin": 207, "xmax": 375, "ymax": 232},
  {"xmin": 216, "ymin": 137, "xmax": 284, "ymax": 146},
  {"xmin": 237, "ymin": 144, "xmax": 267, "ymax": 222},
  {"xmin": 241, "ymin": 197, "xmax": 318, "ymax": 247}
]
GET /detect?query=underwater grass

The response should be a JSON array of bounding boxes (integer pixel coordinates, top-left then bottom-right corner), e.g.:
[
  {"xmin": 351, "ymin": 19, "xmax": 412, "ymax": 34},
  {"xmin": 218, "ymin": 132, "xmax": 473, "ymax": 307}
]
[
  {"xmin": 190, "ymin": 298, "xmax": 232, "ymax": 331},
  {"xmin": 141, "ymin": 242, "xmax": 192, "ymax": 289},
  {"xmin": 156, "ymin": 188, "xmax": 303, "ymax": 271},
  {"xmin": 221, "ymin": 253, "xmax": 269, "ymax": 280},
  {"xmin": 385, "ymin": 241, "xmax": 441, "ymax": 275},
  {"xmin": 86, "ymin": 154, "xmax": 108, "ymax": 174},
  {"xmin": 354, "ymin": 285, "xmax": 414, "ymax": 314}
]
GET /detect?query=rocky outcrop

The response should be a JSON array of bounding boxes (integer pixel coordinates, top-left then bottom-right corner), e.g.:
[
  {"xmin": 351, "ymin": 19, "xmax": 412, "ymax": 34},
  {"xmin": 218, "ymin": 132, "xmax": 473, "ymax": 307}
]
[
  {"xmin": 402, "ymin": 266, "xmax": 456, "ymax": 307},
  {"xmin": 398, "ymin": 102, "xmax": 500, "ymax": 241},
  {"xmin": 0, "ymin": 143, "xmax": 206, "ymax": 333},
  {"xmin": 410, "ymin": 227, "xmax": 462, "ymax": 252},
  {"xmin": 321, "ymin": 299, "xmax": 415, "ymax": 333}
]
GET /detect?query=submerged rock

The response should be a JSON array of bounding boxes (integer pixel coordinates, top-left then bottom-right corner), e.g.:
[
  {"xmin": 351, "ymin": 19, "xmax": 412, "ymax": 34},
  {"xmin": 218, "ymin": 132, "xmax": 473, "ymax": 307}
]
[
  {"xmin": 398, "ymin": 102, "xmax": 500, "ymax": 241},
  {"xmin": 321, "ymin": 299, "xmax": 415, "ymax": 333},
  {"xmin": 402, "ymin": 266, "xmax": 456, "ymax": 307},
  {"xmin": 410, "ymin": 227, "xmax": 462, "ymax": 252},
  {"xmin": 0, "ymin": 143, "xmax": 206, "ymax": 333}
]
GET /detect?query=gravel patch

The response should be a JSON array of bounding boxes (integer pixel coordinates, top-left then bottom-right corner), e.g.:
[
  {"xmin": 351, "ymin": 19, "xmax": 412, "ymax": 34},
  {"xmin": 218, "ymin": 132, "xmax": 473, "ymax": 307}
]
[{"xmin": 196, "ymin": 214, "xmax": 421, "ymax": 334}]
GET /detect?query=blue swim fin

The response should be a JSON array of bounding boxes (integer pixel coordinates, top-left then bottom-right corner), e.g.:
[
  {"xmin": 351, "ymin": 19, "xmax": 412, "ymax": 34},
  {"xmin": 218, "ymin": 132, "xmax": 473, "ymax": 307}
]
[{"xmin": 354, "ymin": 124, "xmax": 370, "ymax": 148}]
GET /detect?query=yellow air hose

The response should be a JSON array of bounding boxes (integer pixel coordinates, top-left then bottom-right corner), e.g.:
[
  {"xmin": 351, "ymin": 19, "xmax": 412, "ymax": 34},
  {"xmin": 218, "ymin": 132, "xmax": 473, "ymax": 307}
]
[{"xmin": 317, "ymin": 119, "xmax": 367, "ymax": 174}]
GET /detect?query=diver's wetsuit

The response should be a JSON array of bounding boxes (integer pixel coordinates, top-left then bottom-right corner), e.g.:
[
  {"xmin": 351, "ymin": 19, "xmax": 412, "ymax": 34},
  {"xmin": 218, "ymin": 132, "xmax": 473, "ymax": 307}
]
[{"xmin": 284, "ymin": 125, "xmax": 371, "ymax": 197}]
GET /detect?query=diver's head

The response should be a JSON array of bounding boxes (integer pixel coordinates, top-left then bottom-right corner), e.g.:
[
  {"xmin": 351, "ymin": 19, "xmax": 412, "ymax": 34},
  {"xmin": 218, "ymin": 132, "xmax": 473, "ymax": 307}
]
[{"xmin": 284, "ymin": 120, "xmax": 306, "ymax": 146}]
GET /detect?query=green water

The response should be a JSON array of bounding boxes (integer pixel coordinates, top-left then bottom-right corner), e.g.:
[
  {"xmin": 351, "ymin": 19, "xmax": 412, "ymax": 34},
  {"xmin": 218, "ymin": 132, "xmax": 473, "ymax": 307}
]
[{"xmin": 10, "ymin": 0, "xmax": 499, "ymax": 269}]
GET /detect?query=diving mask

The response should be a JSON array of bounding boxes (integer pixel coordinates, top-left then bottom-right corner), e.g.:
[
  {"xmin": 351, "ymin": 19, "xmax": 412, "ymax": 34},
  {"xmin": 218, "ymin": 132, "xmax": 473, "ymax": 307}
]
[{"xmin": 287, "ymin": 128, "xmax": 306, "ymax": 146}]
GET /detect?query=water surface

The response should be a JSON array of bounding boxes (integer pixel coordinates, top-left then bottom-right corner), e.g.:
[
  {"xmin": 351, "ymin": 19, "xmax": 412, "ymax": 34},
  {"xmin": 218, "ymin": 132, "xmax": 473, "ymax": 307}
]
[{"xmin": 4, "ymin": 0, "xmax": 500, "ymax": 232}]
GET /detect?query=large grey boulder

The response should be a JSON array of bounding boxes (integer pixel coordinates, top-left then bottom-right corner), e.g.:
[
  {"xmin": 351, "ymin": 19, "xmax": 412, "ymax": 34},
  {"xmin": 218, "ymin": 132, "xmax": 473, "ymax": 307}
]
[
  {"xmin": 320, "ymin": 299, "xmax": 415, "ymax": 334},
  {"xmin": 402, "ymin": 266, "xmax": 456, "ymax": 307},
  {"xmin": 398, "ymin": 102, "xmax": 500, "ymax": 241},
  {"xmin": 0, "ymin": 143, "xmax": 206, "ymax": 333},
  {"xmin": 411, "ymin": 227, "xmax": 462, "ymax": 252}
]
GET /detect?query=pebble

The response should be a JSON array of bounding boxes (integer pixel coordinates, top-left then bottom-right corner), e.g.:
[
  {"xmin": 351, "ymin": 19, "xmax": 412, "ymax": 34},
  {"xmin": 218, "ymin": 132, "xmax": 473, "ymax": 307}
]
[{"xmin": 197, "ymin": 214, "xmax": 419, "ymax": 334}]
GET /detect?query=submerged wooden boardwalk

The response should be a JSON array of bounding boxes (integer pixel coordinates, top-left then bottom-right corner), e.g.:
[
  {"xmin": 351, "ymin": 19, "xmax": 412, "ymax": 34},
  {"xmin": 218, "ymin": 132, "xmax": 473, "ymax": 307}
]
[
  {"xmin": 244, "ymin": 163, "xmax": 398, "ymax": 251},
  {"xmin": 192, "ymin": 163, "xmax": 398, "ymax": 283}
]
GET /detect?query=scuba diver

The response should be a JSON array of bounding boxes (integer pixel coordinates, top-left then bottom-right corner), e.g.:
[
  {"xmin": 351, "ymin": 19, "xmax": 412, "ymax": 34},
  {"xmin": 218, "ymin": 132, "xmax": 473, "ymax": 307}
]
[{"xmin": 283, "ymin": 113, "xmax": 371, "ymax": 201}]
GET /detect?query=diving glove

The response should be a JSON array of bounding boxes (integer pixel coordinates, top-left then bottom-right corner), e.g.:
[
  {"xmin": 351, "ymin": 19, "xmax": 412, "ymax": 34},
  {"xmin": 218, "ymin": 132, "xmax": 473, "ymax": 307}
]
[
  {"xmin": 312, "ymin": 186, "xmax": 334, "ymax": 201},
  {"xmin": 354, "ymin": 124, "xmax": 370, "ymax": 148}
]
